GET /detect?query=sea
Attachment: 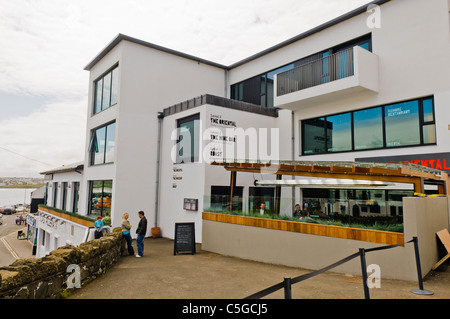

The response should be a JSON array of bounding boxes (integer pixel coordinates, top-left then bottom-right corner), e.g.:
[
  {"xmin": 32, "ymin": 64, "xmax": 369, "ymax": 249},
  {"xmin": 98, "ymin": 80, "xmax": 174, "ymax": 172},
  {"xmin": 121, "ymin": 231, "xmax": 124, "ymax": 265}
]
[{"xmin": 0, "ymin": 188, "xmax": 37, "ymax": 207}]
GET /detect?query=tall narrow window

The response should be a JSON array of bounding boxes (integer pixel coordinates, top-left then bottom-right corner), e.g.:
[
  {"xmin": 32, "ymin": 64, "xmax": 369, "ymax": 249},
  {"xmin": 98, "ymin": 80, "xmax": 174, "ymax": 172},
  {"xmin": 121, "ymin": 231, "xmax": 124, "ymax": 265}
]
[
  {"xmin": 89, "ymin": 122, "xmax": 116, "ymax": 165},
  {"xmin": 176, "ymin": 114, "xmax": 200, "ymax": 163},
  {"xmin": 72, "ymin": 182, "xmax": 80, "ymax": 213},
  {"xmin": 61, "ymin": 182, "xmax": 68, "ymax": 211},
  {"xmin": 93, "ymin": 65, "xmax": 119, "ymax": 114}
]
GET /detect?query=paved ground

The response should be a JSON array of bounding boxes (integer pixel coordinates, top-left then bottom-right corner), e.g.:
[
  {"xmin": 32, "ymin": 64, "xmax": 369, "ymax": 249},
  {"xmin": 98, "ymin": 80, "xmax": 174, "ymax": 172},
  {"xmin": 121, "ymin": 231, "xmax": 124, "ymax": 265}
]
[{"xmin": 65, "ymin": 237, "xmax": 450, "ymax": 300}]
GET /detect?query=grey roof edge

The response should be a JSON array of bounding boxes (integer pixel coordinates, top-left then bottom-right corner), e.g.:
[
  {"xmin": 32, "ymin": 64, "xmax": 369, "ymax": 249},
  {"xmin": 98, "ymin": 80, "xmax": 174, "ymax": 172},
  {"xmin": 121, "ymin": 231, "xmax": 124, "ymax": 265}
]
[
  {"xmin": 162, "ymin": 94, "xmax": 279, "ymax": 118},
  {"xmin": 84, "ymin": 34, "xmax": 228, "ymax": 71},
  {"xmin": 40, "ymin": 162, "xmax": 84, "ymax": 175},
  {"xmin": 84, "ymin": 0, "xmax": 390, "ymax": 72},
  {"xmin": 228, "ymin": 0, "xmax": 390, "ymax": 69}
]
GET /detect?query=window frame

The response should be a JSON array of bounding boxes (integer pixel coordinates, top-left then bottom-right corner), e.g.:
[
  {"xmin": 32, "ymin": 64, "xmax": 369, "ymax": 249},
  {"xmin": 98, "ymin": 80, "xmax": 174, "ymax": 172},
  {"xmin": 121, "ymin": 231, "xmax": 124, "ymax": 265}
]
[
  {"xmin": 175, "ymin": 113, "xmax": 200, "ymax": 164},
  {"xmin": 93, "ymin": 64, "xmax": 119, "ymax": 115},
  {"xmin": 301, "ymin": 96, "xmax": 436, "ymax": 156},
  {"xmin": 88, "ymin": 121, "xmax": 116, "ymax": 166}
]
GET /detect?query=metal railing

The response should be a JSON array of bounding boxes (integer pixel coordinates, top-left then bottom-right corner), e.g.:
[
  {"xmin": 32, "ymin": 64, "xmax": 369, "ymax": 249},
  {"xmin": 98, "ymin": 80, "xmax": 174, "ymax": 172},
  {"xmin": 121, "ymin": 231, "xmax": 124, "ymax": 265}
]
[
  {"xmin": 277, "ymin": 47, "xmax": 354, "ymax": 96},
  {"xmin": 244, "ymin": 237, "xmax": 433, "ymax": 299}
]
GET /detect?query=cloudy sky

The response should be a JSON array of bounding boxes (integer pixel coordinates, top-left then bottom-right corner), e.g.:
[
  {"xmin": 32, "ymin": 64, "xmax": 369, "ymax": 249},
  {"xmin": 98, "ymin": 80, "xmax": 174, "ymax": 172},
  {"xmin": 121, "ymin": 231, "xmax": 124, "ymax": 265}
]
[{"xmin": 0, "ymin": 0, "xmax": 372, "ymax": 178}]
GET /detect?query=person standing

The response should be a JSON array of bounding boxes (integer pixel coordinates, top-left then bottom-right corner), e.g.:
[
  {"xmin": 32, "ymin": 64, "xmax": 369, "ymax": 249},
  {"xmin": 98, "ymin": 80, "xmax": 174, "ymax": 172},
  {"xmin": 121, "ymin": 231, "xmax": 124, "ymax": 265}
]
[
  {"xmin": 94, "ymin": 215, "xmax": 104, "ymax": 239},
  {"xmin": 121, "ymin": 213, "xmax": 135, "ymax": 256},
  {"xmin": 135, "ymin": 211, "xmax": 147, "ymax": 257}
]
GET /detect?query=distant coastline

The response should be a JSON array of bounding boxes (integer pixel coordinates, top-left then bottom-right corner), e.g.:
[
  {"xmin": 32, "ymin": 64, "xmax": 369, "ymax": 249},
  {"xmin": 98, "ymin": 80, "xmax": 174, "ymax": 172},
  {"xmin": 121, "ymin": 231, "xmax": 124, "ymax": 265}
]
[{"xmin": 0, "ymin": 184, "xmax": 44, "ymax": 189}]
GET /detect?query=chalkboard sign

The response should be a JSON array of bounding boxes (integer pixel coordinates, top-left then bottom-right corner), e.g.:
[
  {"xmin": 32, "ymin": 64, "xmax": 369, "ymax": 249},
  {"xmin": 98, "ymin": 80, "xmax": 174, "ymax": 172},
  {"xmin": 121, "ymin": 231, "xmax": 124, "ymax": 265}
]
[{"xmin": 174, "ymin": 222, "xmax": 196, "ymax": 255}]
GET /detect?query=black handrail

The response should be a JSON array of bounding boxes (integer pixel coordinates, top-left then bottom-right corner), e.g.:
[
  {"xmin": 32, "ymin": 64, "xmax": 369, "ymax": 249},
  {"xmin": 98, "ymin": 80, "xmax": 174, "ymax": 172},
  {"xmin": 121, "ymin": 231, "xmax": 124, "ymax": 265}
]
[{"xmin": 244, "ymin": 237, "xmax": 433, "ymax": 299}]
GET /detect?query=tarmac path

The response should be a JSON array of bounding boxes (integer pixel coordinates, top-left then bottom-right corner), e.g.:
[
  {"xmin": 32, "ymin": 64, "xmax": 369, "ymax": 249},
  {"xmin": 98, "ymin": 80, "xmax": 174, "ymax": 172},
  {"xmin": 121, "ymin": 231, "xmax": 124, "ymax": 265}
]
[{"xmin": 68, "ymin": 237, "xmax": 450, "ymax": 300}]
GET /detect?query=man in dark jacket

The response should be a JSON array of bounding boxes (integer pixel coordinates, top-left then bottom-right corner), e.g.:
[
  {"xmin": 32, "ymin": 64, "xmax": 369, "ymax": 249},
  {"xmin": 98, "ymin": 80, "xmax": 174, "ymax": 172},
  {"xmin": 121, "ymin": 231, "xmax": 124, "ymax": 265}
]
[{"xmin": 135, "ymin": 211, "xmax": 147, "ymax": 257}]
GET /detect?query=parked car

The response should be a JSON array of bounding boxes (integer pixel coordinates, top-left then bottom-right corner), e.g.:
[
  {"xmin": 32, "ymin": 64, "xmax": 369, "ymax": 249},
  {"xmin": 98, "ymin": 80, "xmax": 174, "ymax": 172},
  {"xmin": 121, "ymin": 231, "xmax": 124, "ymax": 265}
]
[
  {"xmin": 1, "ymin": 206, "xmax": 16, "ymax": 215},
  {"xmin": 16, "ymin": 204, "xmax": 24, "ymax": 212},
  {"xmin": 0, "ymin": 213, "xmax": 3, "ymax": 225}
]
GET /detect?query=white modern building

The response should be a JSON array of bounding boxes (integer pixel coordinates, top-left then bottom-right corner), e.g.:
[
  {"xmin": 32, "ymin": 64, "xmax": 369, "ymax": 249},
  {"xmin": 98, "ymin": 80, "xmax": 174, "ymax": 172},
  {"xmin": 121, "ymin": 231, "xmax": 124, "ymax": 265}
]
[{"xmin": 39, "ymin": 0, "xmax": 450, "ymax": 258}]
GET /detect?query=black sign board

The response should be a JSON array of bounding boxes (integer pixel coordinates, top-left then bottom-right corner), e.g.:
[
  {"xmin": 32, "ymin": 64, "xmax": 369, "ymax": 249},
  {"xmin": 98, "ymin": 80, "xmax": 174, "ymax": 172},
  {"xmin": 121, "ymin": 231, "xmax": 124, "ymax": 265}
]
[{"xmin": 174, "ymin": 222, "xmax": 196, "ymax": 255}]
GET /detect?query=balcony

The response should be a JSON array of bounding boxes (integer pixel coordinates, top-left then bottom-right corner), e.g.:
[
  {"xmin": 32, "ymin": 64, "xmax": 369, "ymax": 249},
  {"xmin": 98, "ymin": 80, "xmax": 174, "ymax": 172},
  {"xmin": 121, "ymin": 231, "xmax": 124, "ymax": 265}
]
[{"xmin": 274, "ymin": 46, "xmax": 379, "ymax": 110}]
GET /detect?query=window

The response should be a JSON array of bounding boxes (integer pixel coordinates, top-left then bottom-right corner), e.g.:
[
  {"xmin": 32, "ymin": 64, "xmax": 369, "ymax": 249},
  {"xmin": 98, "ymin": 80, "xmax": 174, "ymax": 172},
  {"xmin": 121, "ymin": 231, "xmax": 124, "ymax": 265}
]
[
  {"xmin": 52, "ymin": 182, "xmax": 58, "ymax": 207},
  {"xmin": 210, "ymin": 186, "xmax": 243, "ymax": 212},
  {"xmin": 88, "ymin": 180, "xmax": 112, "ymax": 217},
  {"xmin": 176, "ymin": 114, "xmax": 200, "ymax": 163},
  {"xmin": 302, "ymin": 96, "xmax": 435, "ymax": 155},
  {"xmin": 326, "ymin": 113, "xmax": 352, "ymax": 152},
  {"xmin": 249, "ymin": 187, "xmax": 275, "ymax": 214},
  {"xmin": 94, "ymin": 65, "xmax": 119, "ymax": 114},
  {"xmin": 354, "ymin": 107, "xmax": 383, "ymax": 150},
  {"xmin": 61, "ymin": 182, "xmax": 68, "ymax": 211},
  {"xmin": 88, "ymin": 122, "xmax": 116, "ymax": 165},
  {"xmin": 72, "ymin": 182, "xmax": 80, "ymax": 213}
]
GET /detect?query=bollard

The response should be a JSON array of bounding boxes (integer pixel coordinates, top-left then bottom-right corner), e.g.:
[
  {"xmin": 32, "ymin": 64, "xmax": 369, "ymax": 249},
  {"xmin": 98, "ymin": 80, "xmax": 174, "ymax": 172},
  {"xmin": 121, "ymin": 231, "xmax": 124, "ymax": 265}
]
[
  {"xmin": 410, "ymin": 236, "xmax": 434, "ymax": 295},
  {"xmin": 283, "ymin": 277, "xmax": 292, "ymax": 299},
  {"xmin": 359, "ymin": 248, "xmax": 370, "ymax": 299}
]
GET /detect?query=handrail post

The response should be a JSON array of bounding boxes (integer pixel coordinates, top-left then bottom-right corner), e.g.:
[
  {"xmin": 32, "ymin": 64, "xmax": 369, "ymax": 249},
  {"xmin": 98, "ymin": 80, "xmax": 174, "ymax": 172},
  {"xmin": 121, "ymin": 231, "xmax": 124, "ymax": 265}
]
[
  {"xmin": 359, "ymin": 248, "xmax": 370, "ymax": 299},
  {"xmin": 283, "ymin": 277, "xmax": 292, "ymax": 299},
  {"xmin": 410, "ymin": 236, "xmax": 434, "ymax": 295}
]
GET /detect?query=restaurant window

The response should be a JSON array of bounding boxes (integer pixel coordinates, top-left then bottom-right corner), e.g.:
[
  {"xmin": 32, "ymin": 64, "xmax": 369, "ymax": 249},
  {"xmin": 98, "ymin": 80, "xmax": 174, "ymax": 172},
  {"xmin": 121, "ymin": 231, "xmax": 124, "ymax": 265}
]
[
  {"xmin": 210, "ymin": 186, "xmax": 243, "ymax": 212},
  {"xmin": 88, "ymin": 122, "xmax": 116, "ymax": 165},
  {"xmin": 249, "ymin": 187, "xmax": 275, "ymax": 214},
  {"xmin": 94, "ymin": 65, "xmax": 119, "ymax": 114},
  {"xmin": 301, "ymin": 96, "xmax": 435, "ymax": 155},
  {"xmin": 88, "ymin": 180, "xmax": 112, "ymax": 217},
  {"xmin": 176, "ymin": 114, "xmax": 200, "ymax": 163}
]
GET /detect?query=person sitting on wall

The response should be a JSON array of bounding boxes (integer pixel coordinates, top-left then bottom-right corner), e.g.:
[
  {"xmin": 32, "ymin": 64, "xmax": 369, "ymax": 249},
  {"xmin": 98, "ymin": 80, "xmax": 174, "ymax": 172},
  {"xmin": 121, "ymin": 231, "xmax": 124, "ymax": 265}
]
[{"xmin": 94, "ymin": 215, "xmax": 104, "ymax": 239}]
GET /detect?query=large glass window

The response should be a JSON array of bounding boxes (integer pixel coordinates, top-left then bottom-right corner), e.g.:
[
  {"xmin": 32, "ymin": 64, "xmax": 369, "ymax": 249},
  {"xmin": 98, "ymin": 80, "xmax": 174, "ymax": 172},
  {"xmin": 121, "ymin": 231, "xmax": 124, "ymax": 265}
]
[
  {"xmin": 385, "ymin": 100, "xmax": 420, "ymax": 147},
  {"xmin": 249, "ymin": 187, "xmax": 275, "ymax": 214},
  {"xmin": 210, "ymin": 186, "xmax": 243, "ymax": 212},
  {"xmin": 302, "ymin": 96, "xmax": 435, "ymax": 155},
  {"xmin": 89, "ymin": 122, "xmax": 116, "ymax": 165},
  {"xmin": 303, "ymin": 118, "xmax": 327, "ymax": 155},
  {"xmin": 326, "ymin": 113, "xmax": 352, "ymax": 152},
  {"xmin": 354, "ymin": 107, "xmax": 383, "ymax": 150},
  {"xmin": 176, "ymin": 114, "xmax": 200, "ymax": 163},
  {"xmin": 88, "ymin": 180, "xmax": 112, "ymax": 217},
  {"xmin": 94, "ymin": 65, "xmax": 119, "ymax": 114}
]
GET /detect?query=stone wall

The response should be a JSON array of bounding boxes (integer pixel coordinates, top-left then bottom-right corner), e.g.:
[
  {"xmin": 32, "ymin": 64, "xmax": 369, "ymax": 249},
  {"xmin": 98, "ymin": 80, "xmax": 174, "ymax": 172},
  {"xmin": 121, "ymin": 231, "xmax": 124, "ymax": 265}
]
[{"xmin": 0, "ymin": 228, "xmax": 124, "ymax": 299}]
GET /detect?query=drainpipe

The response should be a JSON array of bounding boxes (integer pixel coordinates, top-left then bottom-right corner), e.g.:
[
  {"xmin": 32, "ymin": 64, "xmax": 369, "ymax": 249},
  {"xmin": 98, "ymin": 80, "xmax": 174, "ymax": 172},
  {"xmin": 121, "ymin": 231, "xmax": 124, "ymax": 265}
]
[
  {"xmin": 154, "ymin": 112, "xmax": 164, "ymax": 227},
  {"xmin": 291, "ymin": 111, "xmax": 296, "ymax": 211}
]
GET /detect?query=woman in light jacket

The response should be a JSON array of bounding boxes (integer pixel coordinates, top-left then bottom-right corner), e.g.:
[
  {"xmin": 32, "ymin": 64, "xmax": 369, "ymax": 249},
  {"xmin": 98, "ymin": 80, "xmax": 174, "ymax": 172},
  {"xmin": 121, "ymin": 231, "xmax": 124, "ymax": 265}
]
[{"xmin": 121, "ymin": 213, "xmax": 135, "ymax": 256}]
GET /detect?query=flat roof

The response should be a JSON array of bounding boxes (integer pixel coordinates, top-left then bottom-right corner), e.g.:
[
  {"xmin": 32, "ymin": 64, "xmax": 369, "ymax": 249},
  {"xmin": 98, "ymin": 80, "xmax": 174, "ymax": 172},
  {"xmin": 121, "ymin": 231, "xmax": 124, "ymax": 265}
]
[
  {"xmin": 40, "ymin": 162, "xmax": 84, "ymax": 175},
  {"xmin": 84, "ymin": 0, "xmax": 390, "ymax": 71},
  {"xmin": 162, "ymin": 94, "xmax": 278, "ymax": 118}
]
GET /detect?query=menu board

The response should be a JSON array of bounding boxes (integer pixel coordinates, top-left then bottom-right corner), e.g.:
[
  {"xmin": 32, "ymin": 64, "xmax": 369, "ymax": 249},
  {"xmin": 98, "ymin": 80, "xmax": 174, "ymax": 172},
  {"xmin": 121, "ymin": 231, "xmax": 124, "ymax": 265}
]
[{"xmin": 174, "ymin": 222, "xmax": 196, "ymax": 255}]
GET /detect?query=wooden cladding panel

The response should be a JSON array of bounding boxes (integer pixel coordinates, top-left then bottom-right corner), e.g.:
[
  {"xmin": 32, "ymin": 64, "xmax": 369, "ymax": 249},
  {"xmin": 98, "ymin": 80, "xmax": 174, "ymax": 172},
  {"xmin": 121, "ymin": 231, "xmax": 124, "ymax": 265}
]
[{"xmin": 202, "ymin": 212, "xmax": 404, "ymax": 246}]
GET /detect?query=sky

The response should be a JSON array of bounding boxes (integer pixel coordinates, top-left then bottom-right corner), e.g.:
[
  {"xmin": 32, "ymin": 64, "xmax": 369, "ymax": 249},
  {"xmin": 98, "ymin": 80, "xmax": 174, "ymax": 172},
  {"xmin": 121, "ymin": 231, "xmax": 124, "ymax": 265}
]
[{"xmin": 0, "ymin": 0, "xmax": 372, "ymax": 178}]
